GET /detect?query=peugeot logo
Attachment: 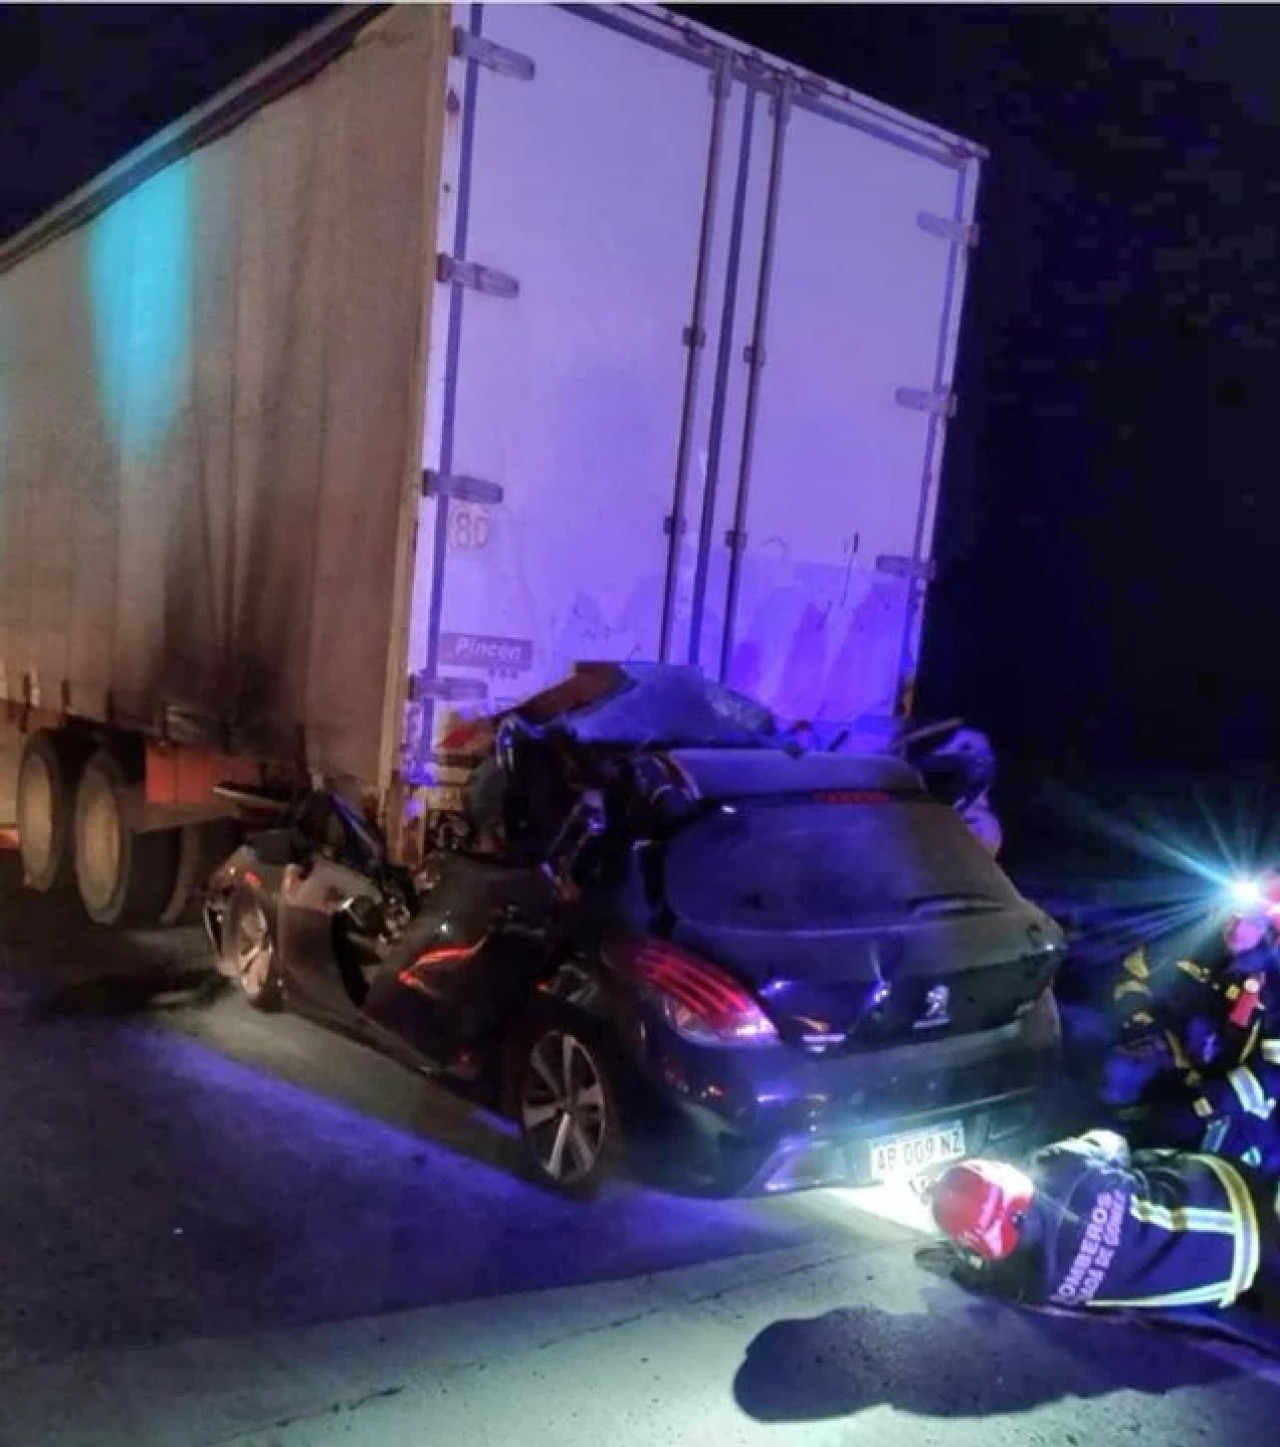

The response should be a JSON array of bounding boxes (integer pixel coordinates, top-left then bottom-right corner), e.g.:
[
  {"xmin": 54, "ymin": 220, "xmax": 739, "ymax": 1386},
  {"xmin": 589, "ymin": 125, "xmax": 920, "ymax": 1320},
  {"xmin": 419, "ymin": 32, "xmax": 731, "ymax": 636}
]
[{"xmin": 914, "ymin": 983, "xmax": 951, "ymax": 1030}]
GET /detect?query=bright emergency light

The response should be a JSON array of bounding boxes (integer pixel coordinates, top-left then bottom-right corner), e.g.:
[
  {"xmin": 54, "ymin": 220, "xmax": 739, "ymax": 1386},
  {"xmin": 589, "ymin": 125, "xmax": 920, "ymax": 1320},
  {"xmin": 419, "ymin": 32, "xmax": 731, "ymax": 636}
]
[
  {"xmin": 1224, "ymin": 875, "xmax": 1280, "ymax": 917},
  {"xmin": 1228, "ymin": 876, "xmax": 1266, "ymax": 911}
]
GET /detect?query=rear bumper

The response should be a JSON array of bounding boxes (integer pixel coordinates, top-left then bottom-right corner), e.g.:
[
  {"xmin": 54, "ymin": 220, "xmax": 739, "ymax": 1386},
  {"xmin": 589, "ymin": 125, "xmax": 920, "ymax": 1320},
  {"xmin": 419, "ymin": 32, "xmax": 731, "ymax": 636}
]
[
  {"xmin": 629, "ymin": 995, "xmax": 1061, "ymax": 1195},
  {"xmin": 725, "ymin": 1086, "xmax": 1045, "ymax": 1195}
]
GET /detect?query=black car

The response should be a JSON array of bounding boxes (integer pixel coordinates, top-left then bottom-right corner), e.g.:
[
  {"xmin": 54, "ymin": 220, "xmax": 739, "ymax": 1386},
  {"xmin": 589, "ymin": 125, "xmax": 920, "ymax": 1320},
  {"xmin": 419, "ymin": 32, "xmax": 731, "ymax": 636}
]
[{"xmin": 204, "ymin": 665, "xmax": 1065, "ymax": 1198}]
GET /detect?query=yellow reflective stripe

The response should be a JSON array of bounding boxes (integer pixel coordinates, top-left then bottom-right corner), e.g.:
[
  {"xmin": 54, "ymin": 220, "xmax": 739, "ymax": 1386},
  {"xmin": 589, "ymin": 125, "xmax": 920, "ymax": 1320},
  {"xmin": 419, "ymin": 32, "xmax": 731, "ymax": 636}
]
[
  {"xmin": 1176, "ymin": 959, "xmax": 1212, "ymax": 984},
  {"xmin": 1227, "ymin": 1066, "xmax": 1273, "ymax": 1119},
  {"xmin": 1260, "ymin": 1039, "xmax": 1280, "ymax": 1065},
  {"xmin": 1242, "ymin": 1019, "xmax": 1263, "ymax": 1065},
  {"xmin": 1122, "ymin": 948, "xmax": 1149, "ymax": 981},
  {"xmin": 1200, "ymin": 1155, "xmax": 1261, "ymax": 1305},
  {"xmin": 1129, "ymin": 1198, "xmax": 1236, "ymax": 1234},
  {"xmin": 1114, "ymin": 978, "xmax": 1149, "ymax": 1003},
  {"xmin": 1089, "ymin": 1282, "xmax": 1238, "ymax": 1310}
]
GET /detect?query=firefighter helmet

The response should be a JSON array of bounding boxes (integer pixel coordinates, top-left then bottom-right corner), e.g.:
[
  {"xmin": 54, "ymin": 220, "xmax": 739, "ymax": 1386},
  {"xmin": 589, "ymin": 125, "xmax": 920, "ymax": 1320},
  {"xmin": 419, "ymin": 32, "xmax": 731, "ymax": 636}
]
[{"xmin": 929, "ymin": 1158, "xmax": 1036, "ymax": 1262}]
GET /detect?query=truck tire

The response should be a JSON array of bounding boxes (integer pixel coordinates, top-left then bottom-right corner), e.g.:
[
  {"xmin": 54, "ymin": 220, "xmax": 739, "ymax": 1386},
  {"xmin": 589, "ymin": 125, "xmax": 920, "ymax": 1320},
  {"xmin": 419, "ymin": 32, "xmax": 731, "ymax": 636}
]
[
  {"xmin": 16, "ymin": 730, "xmax": 93, "ymax": 894},
  {"xmin": 73, "ymin": 748, "xmax": 181, "ymax": 927},
  {"xmin": 160, "ymin": 819, "xmax": 240, "ymax": 927}
]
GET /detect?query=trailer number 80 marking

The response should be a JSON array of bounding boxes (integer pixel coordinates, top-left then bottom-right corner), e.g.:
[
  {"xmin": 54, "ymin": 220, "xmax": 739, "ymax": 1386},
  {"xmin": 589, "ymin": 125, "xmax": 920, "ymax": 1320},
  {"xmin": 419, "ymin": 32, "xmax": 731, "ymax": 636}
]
[{"xmin": 449, "ymin": 505, "xmax": 492, "ymax": 552}]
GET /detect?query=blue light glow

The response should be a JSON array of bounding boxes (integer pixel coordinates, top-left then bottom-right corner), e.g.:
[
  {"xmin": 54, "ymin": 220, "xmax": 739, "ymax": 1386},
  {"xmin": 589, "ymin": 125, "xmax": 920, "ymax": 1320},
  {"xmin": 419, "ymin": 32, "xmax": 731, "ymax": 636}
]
[
  {"xmin": 1030, "ymin": 777, "xmax": 1280, "ymax": 958},
  {"xmin": 87, "ymin": 161, "xmax": 193, "ymax": 462},
  {"xmin": 1228, "ymin": 876, "xmax": 1265, "ymax": 911}
]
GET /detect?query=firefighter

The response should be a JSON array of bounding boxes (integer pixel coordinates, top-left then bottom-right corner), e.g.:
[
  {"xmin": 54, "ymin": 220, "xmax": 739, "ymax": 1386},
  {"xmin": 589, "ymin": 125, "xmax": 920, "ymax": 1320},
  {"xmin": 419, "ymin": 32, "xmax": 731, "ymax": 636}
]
[
  {"xmin": 1101, "ymin": 874, "xmax": 1280, "ymax": 1154},
  {"xmin": 927, "ymin": 1128, "xmax": 1279, "ymax": 1312}
]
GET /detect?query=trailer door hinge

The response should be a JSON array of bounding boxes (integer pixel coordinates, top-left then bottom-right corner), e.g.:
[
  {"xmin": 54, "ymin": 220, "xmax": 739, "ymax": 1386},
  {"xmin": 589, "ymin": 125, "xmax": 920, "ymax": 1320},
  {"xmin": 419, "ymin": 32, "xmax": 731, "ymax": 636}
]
[
  {"xmin": 437, "ymin": 253, "xmax": 519, "ymax": 300},
  {"xmin": 422, "ymin": 470, "xmax": 505, "ymax": 506},
  {"xmin": 895, "ymin": 386, "xmax": 956, "ymax": 419},
  {"xmin": 876, "ymin": 554, "xmax": 938, "ymax": 583},
  {"xmin": 452, "ymin": 27, "xmax": 536, "ymax": 81},
  {"xmin": 917, "ymin": 211, "xmax": 980, "ymax": 248},
  {"xmin": 410, "ymin": 673, "xmax": 490, "ymax": 704}
]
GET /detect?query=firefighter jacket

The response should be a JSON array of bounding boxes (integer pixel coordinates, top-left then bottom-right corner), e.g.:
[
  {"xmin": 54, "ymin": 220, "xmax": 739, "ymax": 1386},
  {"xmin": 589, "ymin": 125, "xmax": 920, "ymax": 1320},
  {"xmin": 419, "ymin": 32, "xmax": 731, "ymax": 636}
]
[
  {"xmin": 966, "ymin": 1130, "xmax": 1273, "ymax": 1311},
  {"xmin": 1111, "ymin": 940, "xmax": 1280, "ymax": 1085}
]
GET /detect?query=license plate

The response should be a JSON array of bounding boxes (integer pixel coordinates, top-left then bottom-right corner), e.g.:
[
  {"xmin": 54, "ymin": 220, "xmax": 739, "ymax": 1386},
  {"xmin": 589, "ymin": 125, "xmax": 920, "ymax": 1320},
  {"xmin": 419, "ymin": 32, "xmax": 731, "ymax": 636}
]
[{"xmin": 869, "ymin": 1121, "xmax": 966, "ymax": 1182}]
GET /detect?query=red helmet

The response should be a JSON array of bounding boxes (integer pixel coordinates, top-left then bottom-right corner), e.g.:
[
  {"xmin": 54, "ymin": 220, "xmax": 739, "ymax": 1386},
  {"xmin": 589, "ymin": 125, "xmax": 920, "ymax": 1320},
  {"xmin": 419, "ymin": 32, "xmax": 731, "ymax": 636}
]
[{"xmin": 929, "ymin": 1159, "xmax": 1035, "ymax": 1262}]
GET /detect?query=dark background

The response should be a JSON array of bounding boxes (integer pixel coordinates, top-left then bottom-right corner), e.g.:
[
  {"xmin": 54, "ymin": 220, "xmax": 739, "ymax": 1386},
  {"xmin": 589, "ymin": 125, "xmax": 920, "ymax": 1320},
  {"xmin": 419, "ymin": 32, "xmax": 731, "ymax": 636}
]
[{"xmin": 4, "ymin": 5, "xmax": 1277, "ymax": 775}]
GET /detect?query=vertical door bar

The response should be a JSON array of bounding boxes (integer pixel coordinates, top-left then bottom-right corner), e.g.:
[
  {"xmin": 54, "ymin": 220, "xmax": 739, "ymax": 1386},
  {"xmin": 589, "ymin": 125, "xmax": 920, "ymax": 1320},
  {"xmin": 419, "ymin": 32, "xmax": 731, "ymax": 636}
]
[
  {"xmin": 717, "ymin": 78, "xmax": 792, "ymax": 685},
  {"xmin": 890, "ymin": 156, "xmax": 978, "ymax": 718},
  {"xmin": 686, "ymin": 83, "xmax": 758, "ymax": 667},
  {"xmin": 657, "ymin": 54, "xmax": 731, "ymax": 662},
  {"xmin": 417, "ymin": 3, "xmax": 484, "ymax": 757}
]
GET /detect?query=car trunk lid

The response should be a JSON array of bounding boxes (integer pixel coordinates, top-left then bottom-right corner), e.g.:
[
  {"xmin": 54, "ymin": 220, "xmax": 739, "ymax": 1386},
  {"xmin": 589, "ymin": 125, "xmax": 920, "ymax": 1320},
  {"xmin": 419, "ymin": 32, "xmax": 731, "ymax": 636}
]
[{"xmin": 660, "ymin": 795, "xmax": 1063, "ymax": 1048}]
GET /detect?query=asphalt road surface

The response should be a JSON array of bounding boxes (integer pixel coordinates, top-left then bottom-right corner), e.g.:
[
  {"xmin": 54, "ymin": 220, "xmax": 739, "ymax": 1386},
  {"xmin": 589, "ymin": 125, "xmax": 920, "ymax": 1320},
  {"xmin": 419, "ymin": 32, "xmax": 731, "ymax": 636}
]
[{"xmin": 3, "ymin": 855, "xmax": 1280, "ymax": 1446}]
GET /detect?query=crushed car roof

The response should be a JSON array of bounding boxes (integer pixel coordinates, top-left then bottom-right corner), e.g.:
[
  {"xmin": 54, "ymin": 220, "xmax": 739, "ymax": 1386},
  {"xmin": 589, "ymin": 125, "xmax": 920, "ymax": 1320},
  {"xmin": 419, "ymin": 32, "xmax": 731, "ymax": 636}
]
[{"xmin": 513, "ymin": 662, "xmax": 783, "ymax": 749}]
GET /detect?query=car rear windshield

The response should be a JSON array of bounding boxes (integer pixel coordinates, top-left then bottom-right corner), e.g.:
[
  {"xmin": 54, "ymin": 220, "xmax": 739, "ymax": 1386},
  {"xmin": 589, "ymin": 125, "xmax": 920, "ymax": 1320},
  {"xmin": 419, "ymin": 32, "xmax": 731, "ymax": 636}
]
[{"xmin": 662, "ymin": 796, "xmax": 1023, "ymax": 931}]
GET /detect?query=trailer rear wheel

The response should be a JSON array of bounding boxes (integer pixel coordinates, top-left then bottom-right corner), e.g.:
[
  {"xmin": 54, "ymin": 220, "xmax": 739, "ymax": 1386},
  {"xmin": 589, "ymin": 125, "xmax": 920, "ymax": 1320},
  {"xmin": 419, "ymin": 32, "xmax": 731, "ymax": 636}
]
[
  {"xmin": 73, "ymin": 750, "xmax": 180, "ymax": 927},
  {"xmin": 160, "ymin": 820, "xmax": 240, "ymax": 927},
  {"xmin": 17, "ymin": 730, "xmax": 93, "ymax": 894}
]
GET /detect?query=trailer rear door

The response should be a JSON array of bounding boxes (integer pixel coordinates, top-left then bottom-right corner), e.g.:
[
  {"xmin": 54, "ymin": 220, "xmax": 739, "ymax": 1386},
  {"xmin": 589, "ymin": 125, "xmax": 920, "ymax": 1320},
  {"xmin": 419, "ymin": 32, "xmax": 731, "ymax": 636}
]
[
  {"xmin": 406, "ymin": 5, "xmax": 745, "ymax": 762},
  {"xmin": 688, "ymin": 95, "xmax": 979, "ymax": 731},
  {"xmin": 404, "ymin": 3, "xmax": 981, "ymax": 786}
]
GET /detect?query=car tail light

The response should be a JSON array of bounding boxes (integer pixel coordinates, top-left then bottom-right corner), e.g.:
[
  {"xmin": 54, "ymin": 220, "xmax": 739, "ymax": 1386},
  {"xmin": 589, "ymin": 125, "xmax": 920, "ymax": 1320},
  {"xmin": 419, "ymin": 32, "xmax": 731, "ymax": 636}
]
[{"xmin": 610, "ymin": 937, "xmax": 778, "ymax": 1047}]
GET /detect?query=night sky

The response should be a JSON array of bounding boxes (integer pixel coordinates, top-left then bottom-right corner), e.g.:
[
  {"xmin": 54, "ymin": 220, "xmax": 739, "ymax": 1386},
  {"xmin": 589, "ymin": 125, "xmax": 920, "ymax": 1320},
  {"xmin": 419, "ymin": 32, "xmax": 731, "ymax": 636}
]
[{"xmin": 3, "ymin": 5, "xmax": 1278, "ymax": 774}]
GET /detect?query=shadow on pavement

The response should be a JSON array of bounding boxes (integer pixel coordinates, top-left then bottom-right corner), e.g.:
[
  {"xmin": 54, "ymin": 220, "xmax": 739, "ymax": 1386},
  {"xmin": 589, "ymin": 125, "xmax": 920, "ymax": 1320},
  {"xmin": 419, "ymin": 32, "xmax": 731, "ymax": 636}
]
[
  {"xmin": 28, "ymin": 965, "xmax": 230, "ymax": 1018},
  {"xmin": 733, "ymin": 1285, "xmax": 1234, "ymax": 1423},
  {"xmin": 0, "ymin": 857, "xmax": 831, "ymax": 1372}
]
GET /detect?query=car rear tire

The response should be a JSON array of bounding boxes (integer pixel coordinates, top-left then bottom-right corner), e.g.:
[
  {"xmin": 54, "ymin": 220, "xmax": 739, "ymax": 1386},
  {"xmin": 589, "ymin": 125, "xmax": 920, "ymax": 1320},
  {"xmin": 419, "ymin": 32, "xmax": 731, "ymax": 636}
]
[
  {"xmin": 73, "ymin": 749, "xmax": 181, "ymax": 926},
  {"xmin": 17, "ymin": 730, "xmax": 93, "ymax": 894},
  {"xmin": 220, "ymin": 885, "xmax": 284, "ymax": 1012},
  {"xmin": 509, "ymin": 1008, "xmax": 622, "ymax": 1199}
]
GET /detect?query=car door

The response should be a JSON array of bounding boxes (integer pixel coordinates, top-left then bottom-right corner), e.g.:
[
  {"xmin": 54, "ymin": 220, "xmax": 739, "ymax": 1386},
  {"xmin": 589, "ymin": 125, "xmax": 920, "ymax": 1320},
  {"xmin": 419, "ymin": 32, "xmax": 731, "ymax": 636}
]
[
  {"xmin": 275, "ymin": 798, "xmax": 388, "ymax": 1025},
  {"xmin": 361, "ymin": 852, "xmax": 556, "ymax": 1067}
]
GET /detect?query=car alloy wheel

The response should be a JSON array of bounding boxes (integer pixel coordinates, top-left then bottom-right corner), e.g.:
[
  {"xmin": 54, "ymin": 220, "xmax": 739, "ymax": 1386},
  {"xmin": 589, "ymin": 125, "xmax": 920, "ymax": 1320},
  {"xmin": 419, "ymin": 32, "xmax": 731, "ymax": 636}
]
[
  {"xmin": 234, "ymin": 900, "xmax": 275, "ymax": 998},
  {"xmin": 520, "ymin": 1029, "xmax": 612, "ymax": 1190},
  {"xmin": 220, "ymin": 887, "xmax": 283, "ymax": 1012}
]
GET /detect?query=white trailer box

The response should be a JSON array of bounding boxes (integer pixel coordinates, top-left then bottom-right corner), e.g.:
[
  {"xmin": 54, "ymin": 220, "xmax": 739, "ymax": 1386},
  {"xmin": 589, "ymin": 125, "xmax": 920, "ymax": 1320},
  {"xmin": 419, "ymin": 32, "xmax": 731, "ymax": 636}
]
[
  {"xmin": 406, "ymin": 4, "xmax": 982, "ymax": 800},
  {"xmin": 0, "ymin": 3, "xmax": 982, "ymax": 920}
]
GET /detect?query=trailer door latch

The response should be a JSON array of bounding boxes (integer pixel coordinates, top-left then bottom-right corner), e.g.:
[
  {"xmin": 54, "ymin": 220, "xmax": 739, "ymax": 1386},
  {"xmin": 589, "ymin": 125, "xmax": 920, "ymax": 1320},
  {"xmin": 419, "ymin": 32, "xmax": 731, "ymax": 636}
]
[
  {"xmin": 917, "ymin": 212, "xmax": 980, "ymax": 248},
  {"xmin": 437, "ymin": 254, "xmax": 520, "ymax": 300},
  {"xmin": 422, "ymin": 470, "xmax": 505, "ymax": 505},
  {"xmin": 876, "ymin": 554, "xmax": 938, "ymax": 582},
  {"xmin": 452, "ymin": 28, "xmax": 536, "ymax": 81},
  {"xmin": 895, "ymin": 386, "xmax": 956, "ymax": 419}
]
